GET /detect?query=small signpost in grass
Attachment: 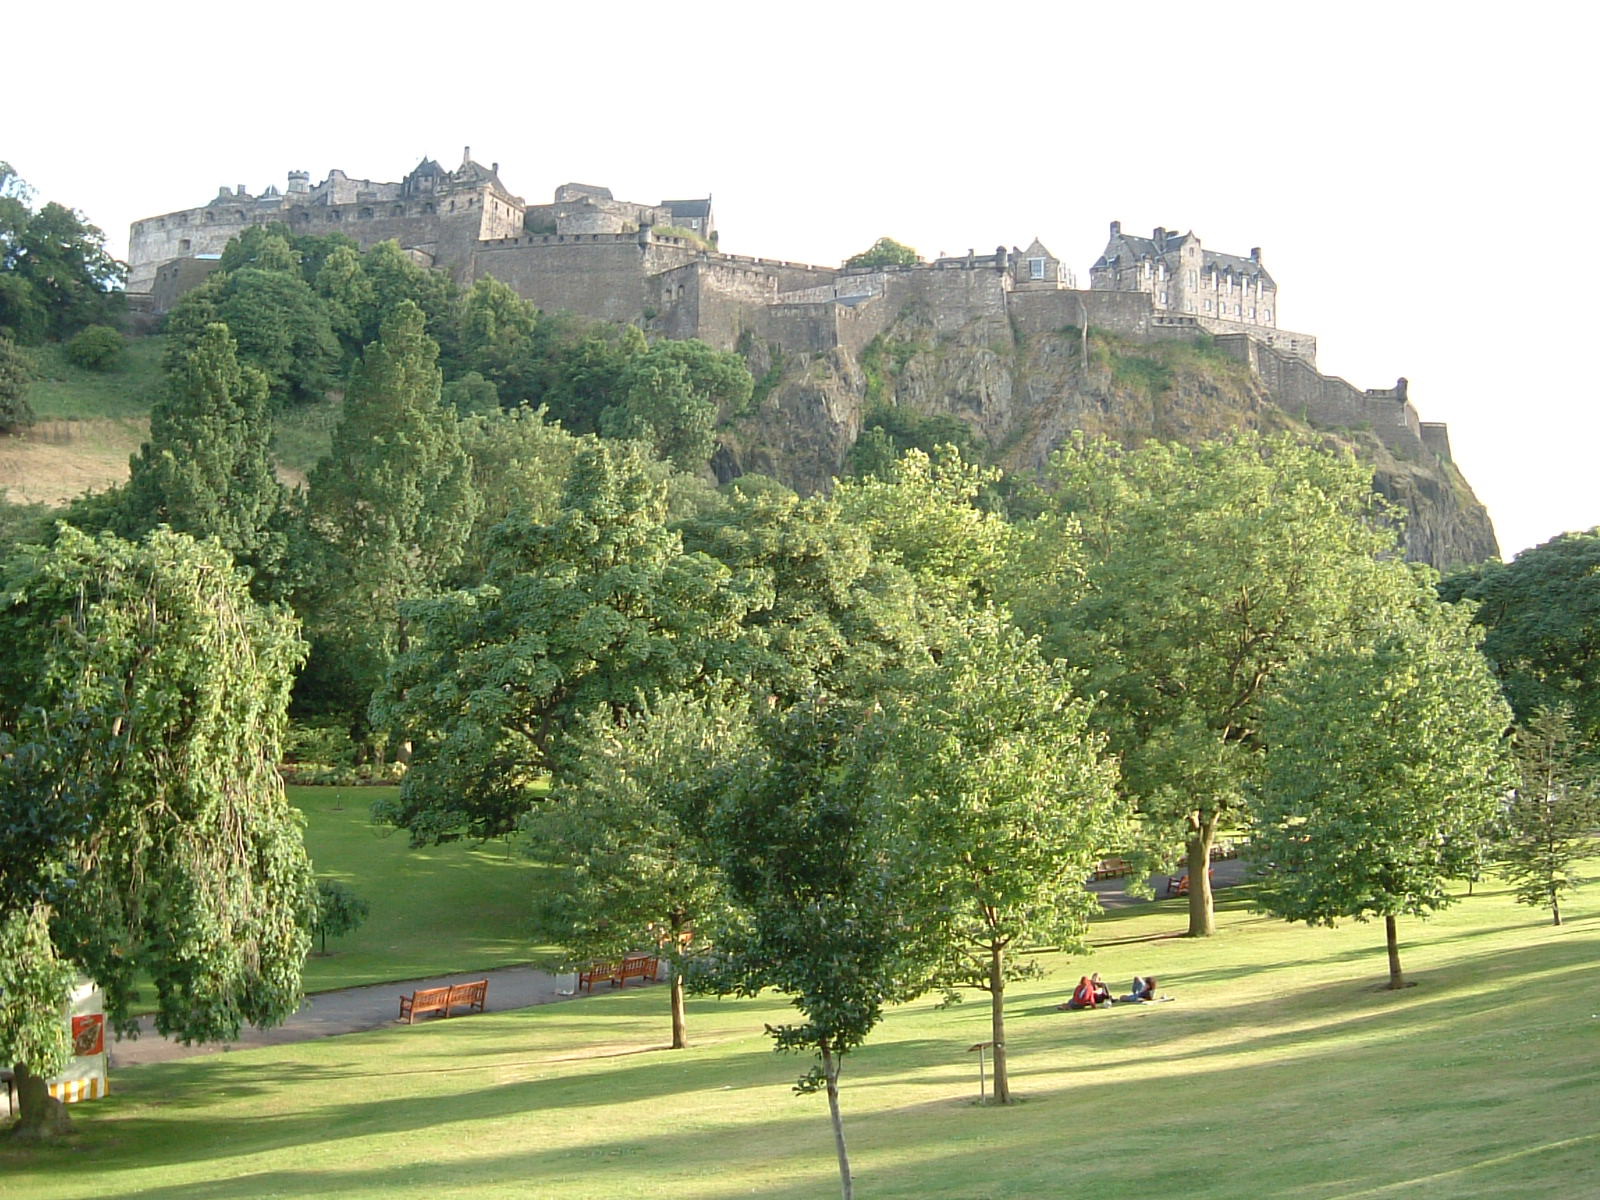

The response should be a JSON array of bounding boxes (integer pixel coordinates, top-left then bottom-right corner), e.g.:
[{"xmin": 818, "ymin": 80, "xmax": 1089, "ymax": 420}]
[{"xmin": 968, "ymin": 1041, "xmax": 997, "ymax": 1104}]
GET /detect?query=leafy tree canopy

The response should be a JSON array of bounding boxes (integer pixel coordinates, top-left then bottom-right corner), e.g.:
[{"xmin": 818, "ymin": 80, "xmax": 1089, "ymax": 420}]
[
  {"xmin": 1252, "ymin": 588, "xmax": 1512, "ymax": 987},
  {"xmin": 0, "ymin": 162, "xmax": 125, "ymax": 344},
  {"xmin": 1006, "ymin": 433, "xmax": 1400, "ymax": 935},
  {"xmin": 843, "ymin": 237, "xmax": 919, "ymax": 269},
  {"xmin": 0, "ymin": 527, "xmax": 312, "ymax": 1134}
]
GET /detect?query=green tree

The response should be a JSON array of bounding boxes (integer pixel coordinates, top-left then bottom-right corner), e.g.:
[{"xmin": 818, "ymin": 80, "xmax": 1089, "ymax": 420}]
[
  {"xmin": 311, "ymin": 880, "xmax": 371, "ymax": 954},
  {"xmin": 710, "ymin": 697, "xmax": 939, "ymax": 1200},
  {"xmin": 0, "ymin": 332, "xmax": 33, "ymax": 434},
  {"xmin": 882, "ymin": 610, "xmax": 1123, "ymax": 1104},
  {"xmin": 452, "ymin": 405, "xmax": 578, "ymax": 585},
  {"xmin": 543, "ymin": 324, "xmax": 647, "ymax": 435},
  {"xmin": 164, "ymin": 268, "xmax": 340, "ymax": 408},
  {"xmin": 373, "ymin": 440, "xmax": 755, "ymax": 843},
  {"xmin": 0, "ymin": 163, "xmax": 125, "ymax": 343},
  {"xmin": 313, "ymin": 243, "xmax": 378, "ymax": 357},
  {"xmin": 1500, "ymin": 706, "xmax": 1599, "ymax": 925},
  {"xmin": 63, "ymin": 324, "xmax": 124, "ymax": 371},
  {"xmin": 601, "ymin": 338, "xmax": 752, "ymax": 472},
  {"xmin": 832, "ymin": 445, "xmax": 1009, "ymax": 611},
  {"xmin": 0, "ymin": 527, "xmax": 312, "ymax": 1137},
  {"xmin": 1011, "ymin": 434, "xmax": 1397, "ymax": 935},
  {"xmin": 1441, "ymin": 530, "xmax": 1600, "ymax": 743},
  {"xmin": 528, "ymin": 690, "xmax": 750, "ymax": 1048},
  {"xmin": 1252, "ymin": 592, "xmax": 1512, "ymax": 989},
  {"xmin": 843, "ymin": 237, "xmax": 919, "ymax": 269},
  {"xmin": 120, "ymin": 323, "xmax": 291, "ymax": 601},
  {"xmin": 217, "ymin": 225, "xmax": 301, "ymax": 275},
  {"xmin": 300, "ymin": 302, "xmax": 478, "ymax": 741}
]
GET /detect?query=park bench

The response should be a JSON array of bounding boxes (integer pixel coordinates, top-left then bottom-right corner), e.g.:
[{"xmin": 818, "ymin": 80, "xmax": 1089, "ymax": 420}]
[
  {"xmin": 1092, "ymin": 857, "xmax": 1130, "ymax": 880},
  {"xmin": 399, "ymin": 979, "xmax": 490, "ymax": 1024},
  {"xmin": 616, "ymin": 953, "xmax": 659, "ymax": 986},
  {"xmin": 578, "ymin": 954, "xmax": 660, "ymax": 993},
  {"xmin": 1166, "ymin": 868, "xmax": 1215, "ymax": 897}
]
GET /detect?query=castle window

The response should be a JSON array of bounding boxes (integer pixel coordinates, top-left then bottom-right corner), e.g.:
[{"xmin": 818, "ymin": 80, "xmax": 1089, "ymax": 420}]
[
  {"xmin": 179, "ymin": 238, "xmax": 191, "ymax": 252},
  {"xmin": 360, "ymin": 207, "xmax": 372, "ymax": 219},
  {"xmin": 392, "ymin": 205, "xmax": 404, "ymax": 216},
  {"xmin": 1264, "ymin": 309, "xmax": 1272, "ymax": 321},
  {"xmin": 1028, "ymin": 257, "xmax": 1046, "ymax": 280},
  {"xmin": 1204, "ymin": 300, "xmax": 1212, "ymax": 311},
  {"xmin": 1248, "ymin": 307, "xmax": 1256, "ymax": 319}
]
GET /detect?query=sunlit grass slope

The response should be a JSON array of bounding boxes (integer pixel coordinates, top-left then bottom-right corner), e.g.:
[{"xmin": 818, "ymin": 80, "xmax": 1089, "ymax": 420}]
[
  {"xmin": 7, "ymin": 861, "xmax": 1596, "ymax": 1199},
  {"xmin": 292, "ymin": 786, "xmax": 554, "ymax": 992}
]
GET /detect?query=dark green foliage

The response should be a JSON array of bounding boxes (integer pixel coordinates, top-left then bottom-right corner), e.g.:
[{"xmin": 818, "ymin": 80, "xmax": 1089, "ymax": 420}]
[
  {"xmin": 218, "ymin": 226, "xmax": 301, "ymax": 275},
  {"xmin": 843, "ymin": 237, "xmax": 919, "ymax": 269},
  {"xmin": 1499, "ymin": 707, "xmax": 1599, "ymax": 925},
  {"xmin": 442, "ymin": 370, "xmax": 500, "ymax": 415},
  {"xmin": 374, "ymin": 440, "xmax": 756, "ymax": 844},
  {"xmin": 299, "ymin": 302, "xmax": 478, "ymax": 736},
  {"xmin": 845, "ymin": 402, "xmax": 980, "ymax": 480},
  {"xmin": 600, "ymin": 338, "xmax": 752, "ymax": 471},
  {"xmin": 0, "ymin": 163, "xmax": 125, "ymax": 344},
  {"xmin": 0, "ymin": 527, "xmax": 313, "ymax": 1130},
  {"xmin": 1441, "ymin": 530, "xmax": 1600, "ymax": 744},
  {"xmin": 540, "ymin": 324, "xmax": 646, "ymax": 435},
  {"xmin": 0, "ymin": 332, "xmax": 34, "ymax": 433},
  {"xmin": 164, "ymin": 268, "xmax": 339, "ymax": 408},
  {"xmin": 119, "ymin": 323, "xmax": 291, "ymax": 601},
  {"xmin": 63, "ymin": 324, "xmax": 125, "ymax": 371},
  {"xmin": 312, "ymin": 879, "xmax": 370, "ymax": 954}
]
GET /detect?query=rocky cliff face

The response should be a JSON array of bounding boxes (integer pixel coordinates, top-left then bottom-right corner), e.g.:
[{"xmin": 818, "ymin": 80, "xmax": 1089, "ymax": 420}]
[{"xmin": 719, "ymin": 311, "xmax": 1498, "ymax": 569}]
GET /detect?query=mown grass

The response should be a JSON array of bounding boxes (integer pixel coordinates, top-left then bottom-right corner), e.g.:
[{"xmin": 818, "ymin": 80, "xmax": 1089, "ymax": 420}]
[
  {"xmin": 292, "ymin": 786, "xmax": 555, "ymax": 992},
  {"xmin": 6, "ymin": 855, "xmax": 1596, "ymax": 1199}
]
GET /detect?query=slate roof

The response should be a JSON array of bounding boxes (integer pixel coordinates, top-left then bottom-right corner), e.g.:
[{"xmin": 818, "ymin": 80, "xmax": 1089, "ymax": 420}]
[
  {"xmin": 1094, "ymin": 228, "xmax": 1274, "ymax": 287},
  {"xmin": 665, "ymin": 198, "xmax": 712, "ymax": 220}
]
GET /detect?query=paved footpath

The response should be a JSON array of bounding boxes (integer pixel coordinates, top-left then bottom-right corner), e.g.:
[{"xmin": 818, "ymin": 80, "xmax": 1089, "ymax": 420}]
[
  {"xmin": 110, "ymin": 860, "xmax": 1249, "ymax": 1068},
  {"xmin": 110, "ymin": 965, "xmax": 589, "ymax": 1068}
]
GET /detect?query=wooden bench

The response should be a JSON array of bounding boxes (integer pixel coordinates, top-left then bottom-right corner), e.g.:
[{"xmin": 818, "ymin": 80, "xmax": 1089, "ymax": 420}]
[
  {"xmin": 616, "ymin": 953, "xmax": 659, "ymax": 986},
  {"xmin": 1092, "ymin": 856, "xmax": 1130, "ymax": 880},
  {"xmin": 399, "ymin": 980, "xmax": 490, "ymax": 1024},
  {"xmin": 1166, "ymin": 868, "xmax": 1215, "ymax": 897},
  {"xmin": 578, "ymin": 961, "xmax": 618, "ymax": 992}
]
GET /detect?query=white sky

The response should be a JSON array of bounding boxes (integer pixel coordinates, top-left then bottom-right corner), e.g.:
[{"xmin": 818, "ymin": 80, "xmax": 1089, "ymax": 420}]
[{"xmin": 11, "ymin": 1, "xmax": 1594, "ymax": 559}]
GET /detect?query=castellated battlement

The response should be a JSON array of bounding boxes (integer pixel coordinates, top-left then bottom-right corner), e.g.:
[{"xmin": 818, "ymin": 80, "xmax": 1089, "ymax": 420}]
[{"xmin": 126, "ymin": 154, "xmax": 1448, "ymax": 464}]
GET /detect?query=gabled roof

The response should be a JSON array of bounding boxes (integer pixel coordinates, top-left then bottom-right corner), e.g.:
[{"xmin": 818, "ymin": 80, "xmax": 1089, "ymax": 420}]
[
  {"xmin": 665, "ymin": 198, "xmax": 712, "ymax": 220},
  {"xmin": 1095, "ymin": 226, "xmax": 1274, "ymax": 287}
]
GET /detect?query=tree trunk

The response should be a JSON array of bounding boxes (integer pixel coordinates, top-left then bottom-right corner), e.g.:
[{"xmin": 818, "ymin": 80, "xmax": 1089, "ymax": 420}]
[
  {"xmin": 1185, "ymin": 815, "xmax": 1218, "ymax": 937},
  {"xmin": 988, "ymin": 945, "xmax": 1010, "ymax": 1105},
  {"xmin": 669, "ymin": 971, "xmax": 687, "ymax": 1049},
  {"xmin": 1384, "ymin": 915, "xmax": 1406, "ymax": 989},
  {"xmin": 9, "ymin": 1062, "xmax": 71, "ymax": 1141},
  {"xmin": 1551, "ymin": 891, "xmax": 1562, "ymax": 927},
  {"xmin": 820, "ymin": 1039, "xmax": 853, "ymax": 1200}
]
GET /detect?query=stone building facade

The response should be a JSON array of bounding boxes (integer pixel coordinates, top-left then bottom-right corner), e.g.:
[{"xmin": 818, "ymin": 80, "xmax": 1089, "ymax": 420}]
[{"xmin": 125, "ymin": 154, "xmax": 1445, "ymax": 464}]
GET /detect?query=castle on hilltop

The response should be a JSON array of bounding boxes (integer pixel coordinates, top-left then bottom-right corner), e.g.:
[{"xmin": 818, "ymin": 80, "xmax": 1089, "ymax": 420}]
[{"xmin": 126, "ymin": 150, "xmax": 1451, "ymax": 464}]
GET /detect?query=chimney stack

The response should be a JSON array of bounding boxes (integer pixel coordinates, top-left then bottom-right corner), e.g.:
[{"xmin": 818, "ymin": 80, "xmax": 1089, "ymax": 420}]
[
  {"xmin": 463, "ymin": 145, "xmax": 472, "ymax": 166},
  {"xmin": 1154, "ymin": 226, "xmax": 1167, "ymax": 249},
  {"xmin": 1110, "ymin": 219, "xmax": 1121, "ymax": 236}
]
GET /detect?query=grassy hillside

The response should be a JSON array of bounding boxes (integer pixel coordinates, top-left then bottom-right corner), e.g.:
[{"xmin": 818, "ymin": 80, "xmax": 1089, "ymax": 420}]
[{"xmin": 5, "ymin": 857, "xmax": 1595, "ymax": 1198}]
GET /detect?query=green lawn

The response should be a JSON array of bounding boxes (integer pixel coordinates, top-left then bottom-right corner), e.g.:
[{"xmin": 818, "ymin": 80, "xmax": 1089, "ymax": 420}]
[
  {"xmin": 293, "ymin": 786, "xmax": 555, "ymax": 992},
  {"xmin": 6, "ymin": 858, "xmax": 1596, "ymax": 1199},
  {"xmin": 26, "ymin": 336, "xmax": 167, "ymax": 421}
]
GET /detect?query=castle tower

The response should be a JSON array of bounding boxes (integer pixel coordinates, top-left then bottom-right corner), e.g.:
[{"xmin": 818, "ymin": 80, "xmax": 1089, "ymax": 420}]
[{"xmin": 287, "ymin": 170, "xmax": 310, "ymax": 195}]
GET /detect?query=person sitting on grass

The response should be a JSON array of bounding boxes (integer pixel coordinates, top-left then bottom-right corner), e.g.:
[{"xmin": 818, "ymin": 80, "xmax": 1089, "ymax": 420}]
[
  {"xmin": 1059, "ymin": 975, "xmax": 1114, "ymax": 1010},
  {"xmin": 1120, "ymin": 976, "xmax": 1157, "ymax": 1003}
]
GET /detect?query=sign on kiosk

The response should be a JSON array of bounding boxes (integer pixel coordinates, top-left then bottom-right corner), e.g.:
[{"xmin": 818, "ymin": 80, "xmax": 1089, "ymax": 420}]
[{"xmin": 49, "ymin": 979, "xmax": 108, "ymax": 1103}]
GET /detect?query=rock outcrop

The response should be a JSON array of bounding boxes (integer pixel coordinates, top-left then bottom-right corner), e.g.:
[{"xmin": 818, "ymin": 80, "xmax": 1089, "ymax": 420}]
[{"xmin": 719, "ymin": 313, "xmax": 1498, "ymax": 569}]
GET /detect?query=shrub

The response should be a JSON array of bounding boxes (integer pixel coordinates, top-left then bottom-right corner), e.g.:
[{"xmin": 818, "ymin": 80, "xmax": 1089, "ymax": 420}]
[
  {"xmin": 64, "ymin": 324, "xmax": 125, "ymax": 371},
  {"xmin": 312, "ymin": 879, "xmax": 370, "ymax": 954},
  {"xmin": 0, "ymin": 334, "xmax": 35, "ymax": 433}
]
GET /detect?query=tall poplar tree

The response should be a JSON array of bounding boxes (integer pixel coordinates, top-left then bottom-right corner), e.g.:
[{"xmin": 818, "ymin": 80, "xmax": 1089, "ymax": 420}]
[{"xmin": 300, "ymin": 301, "xmax": 478, "ymax": 736}]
